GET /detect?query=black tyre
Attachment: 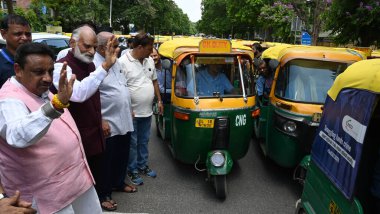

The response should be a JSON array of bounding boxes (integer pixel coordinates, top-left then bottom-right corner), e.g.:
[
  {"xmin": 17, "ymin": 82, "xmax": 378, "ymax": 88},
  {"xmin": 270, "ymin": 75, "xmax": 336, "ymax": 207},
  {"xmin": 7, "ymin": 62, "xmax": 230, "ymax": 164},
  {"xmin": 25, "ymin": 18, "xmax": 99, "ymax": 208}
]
[
  {"xmin": 253, "ymin": 117, "xmax": 260, "ymax": 139},
  {"xmin": 214, "ymin": 175, "xmax": 227, "ymax": 199},
  {"xmin": 155, "ymin": 116, "xmax": 162, "ymax": 138}
]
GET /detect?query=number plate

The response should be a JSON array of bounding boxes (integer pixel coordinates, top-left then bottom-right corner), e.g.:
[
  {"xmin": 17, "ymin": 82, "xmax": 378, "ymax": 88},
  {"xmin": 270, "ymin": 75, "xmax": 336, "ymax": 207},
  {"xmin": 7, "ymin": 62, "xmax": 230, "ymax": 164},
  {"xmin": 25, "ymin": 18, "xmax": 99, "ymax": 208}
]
[{"xmin": 195, "ymin": 118, "xmax": 214, "ymax": 128}]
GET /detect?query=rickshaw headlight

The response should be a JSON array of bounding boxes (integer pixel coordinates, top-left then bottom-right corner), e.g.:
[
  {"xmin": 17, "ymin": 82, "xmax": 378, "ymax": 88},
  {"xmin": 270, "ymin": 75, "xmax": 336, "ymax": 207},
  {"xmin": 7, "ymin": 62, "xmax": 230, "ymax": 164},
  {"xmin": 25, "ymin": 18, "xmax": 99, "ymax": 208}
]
[
  {"xmin": 283, "ymin": 121, "xmax": 297, "ymax": 133},
  {"xmin": 210, "ymin": 152, "xmax": 225, "ymax": 167}
]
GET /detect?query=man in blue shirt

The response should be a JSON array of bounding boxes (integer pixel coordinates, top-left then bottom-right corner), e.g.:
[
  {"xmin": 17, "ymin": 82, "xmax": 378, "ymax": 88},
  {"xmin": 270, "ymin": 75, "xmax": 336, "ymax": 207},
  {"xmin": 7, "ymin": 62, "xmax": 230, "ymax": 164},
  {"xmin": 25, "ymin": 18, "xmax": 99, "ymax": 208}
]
[
  {"xmin": 256, "ymin": 60, "xmax": 272, "ymax": 103},
  {"xmin": 151, "ymin": 48, "xmax": 171, "ymax": 93},
  {"xmin": 187, "ymin": 64, "xmax": 234, "ymax": 96},
  {"xmin": 0, "ymin": 14, "xmax": 31, "ymax": 88}
]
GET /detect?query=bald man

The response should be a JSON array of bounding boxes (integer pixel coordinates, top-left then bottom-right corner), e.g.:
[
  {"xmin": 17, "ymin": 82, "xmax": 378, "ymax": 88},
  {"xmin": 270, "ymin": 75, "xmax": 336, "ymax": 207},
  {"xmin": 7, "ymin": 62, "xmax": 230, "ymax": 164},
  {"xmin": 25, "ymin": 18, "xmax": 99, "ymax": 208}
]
[{"xmin": 93, "ymin": 31, "xmax": 136, "ymax": 211}]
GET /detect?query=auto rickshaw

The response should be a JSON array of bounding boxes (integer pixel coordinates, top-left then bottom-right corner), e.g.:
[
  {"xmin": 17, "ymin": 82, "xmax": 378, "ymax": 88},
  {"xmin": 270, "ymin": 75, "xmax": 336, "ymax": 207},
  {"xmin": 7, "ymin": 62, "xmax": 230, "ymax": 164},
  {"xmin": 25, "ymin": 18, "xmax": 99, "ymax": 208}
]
[
  {"xmin": 155, "ymin": 38, "xmax": 255, "ymax": 198},
  {"xmin": 371, "ymin": 50, "xmax": 380, "ymax": 59},
  {"xmin": 295, "ymin": 59, "xmax": 380, "ymax": 214},
  {"xmin": 253, "ymin": 45, "xmax": 366, "ymax": 168}
]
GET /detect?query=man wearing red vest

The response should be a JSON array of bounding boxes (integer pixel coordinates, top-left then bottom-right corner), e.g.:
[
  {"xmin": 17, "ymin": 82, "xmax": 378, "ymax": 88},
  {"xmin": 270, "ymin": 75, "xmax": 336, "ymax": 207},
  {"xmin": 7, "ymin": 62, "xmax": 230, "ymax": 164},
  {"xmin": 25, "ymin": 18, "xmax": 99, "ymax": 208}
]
[{"xmin": 51, "ymin": 25, "xmax": 119, "ymax": 211}]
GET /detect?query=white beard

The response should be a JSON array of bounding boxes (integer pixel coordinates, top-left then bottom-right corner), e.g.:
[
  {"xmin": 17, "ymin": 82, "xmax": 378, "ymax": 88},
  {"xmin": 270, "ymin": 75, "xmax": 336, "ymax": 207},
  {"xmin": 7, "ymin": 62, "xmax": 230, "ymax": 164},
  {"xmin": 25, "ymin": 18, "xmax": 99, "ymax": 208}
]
[{"xmin": 74, "ymin": 44, "xmax": 94, "ymax": 63}]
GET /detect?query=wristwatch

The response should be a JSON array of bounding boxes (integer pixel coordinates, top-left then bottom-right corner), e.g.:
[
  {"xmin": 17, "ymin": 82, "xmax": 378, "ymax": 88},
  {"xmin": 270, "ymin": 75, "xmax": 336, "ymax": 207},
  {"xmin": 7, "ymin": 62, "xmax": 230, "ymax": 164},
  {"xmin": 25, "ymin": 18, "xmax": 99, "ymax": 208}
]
[{"xmin": 0, "ymin": 193, "xmax": 8, "ymax": 200}]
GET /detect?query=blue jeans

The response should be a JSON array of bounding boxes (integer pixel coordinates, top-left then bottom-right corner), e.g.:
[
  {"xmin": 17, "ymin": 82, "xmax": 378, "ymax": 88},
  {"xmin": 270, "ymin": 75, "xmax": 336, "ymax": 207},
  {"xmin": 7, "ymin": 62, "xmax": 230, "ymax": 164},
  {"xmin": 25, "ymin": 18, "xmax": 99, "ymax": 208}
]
[{"xmin": 128, "ymin": 116, "xmax": 152, "ymax": 173}]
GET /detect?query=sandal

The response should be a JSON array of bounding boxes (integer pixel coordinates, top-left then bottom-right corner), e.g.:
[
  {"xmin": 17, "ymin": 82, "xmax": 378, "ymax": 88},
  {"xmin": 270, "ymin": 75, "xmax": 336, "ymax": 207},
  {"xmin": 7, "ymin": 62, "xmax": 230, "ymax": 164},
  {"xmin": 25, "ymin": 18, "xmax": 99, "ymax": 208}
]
[
  {"xmin": 100, "ymin": 196, "xmax": 117, "ymax": 211},
  {"xmin": 113, "ymin": 183, "xmax": 138, "ymax": 193}
]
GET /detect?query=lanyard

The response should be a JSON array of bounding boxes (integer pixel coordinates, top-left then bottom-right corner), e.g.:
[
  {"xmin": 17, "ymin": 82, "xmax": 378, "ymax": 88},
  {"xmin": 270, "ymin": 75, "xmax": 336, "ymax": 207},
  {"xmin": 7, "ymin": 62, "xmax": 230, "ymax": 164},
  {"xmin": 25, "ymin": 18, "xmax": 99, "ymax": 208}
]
[{"xmin": 0, "ymin": 49, "xmax": 14, "ymax": 64}]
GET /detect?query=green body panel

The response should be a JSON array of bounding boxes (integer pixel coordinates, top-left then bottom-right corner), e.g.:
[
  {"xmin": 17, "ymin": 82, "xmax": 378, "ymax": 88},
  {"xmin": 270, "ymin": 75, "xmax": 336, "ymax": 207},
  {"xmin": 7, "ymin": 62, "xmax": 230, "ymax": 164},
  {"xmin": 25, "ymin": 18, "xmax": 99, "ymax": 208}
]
[
  {"xmin": 258, "ymin": 103, "xmax": 316, "ymax": 168},
  {"xmin": 156, "ymin": 103, "xmax": 172, "ymax": 140},
  {"xmin": 206, "ymin": 150, "xmax": 233, "ymax": 175},
  {"xmin": 300, "ymin": 161, "xmax": 364, "ymax": 214},
  {"xmin": 299, "ymin": 155, "xmax": 311, "ymax": 169},
  {"xmin": 170, "ymin": 106, "xmax": 253, "ymax": 164}
]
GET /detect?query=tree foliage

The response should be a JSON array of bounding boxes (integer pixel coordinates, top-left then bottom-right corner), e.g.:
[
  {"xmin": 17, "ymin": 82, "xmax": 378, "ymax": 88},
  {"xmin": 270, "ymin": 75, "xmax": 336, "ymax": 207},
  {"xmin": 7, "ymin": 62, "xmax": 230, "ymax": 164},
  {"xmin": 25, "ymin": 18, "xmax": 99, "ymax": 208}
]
[
  {"xmin": 257, "ymin": 1, "xmax": 295, "ymax": 42},
  {"xmin": 3, "ymin": 0, "xmax": 380, "ymax": 46},
  {"xmin": 325, "ymin": 0, "xmax": 380, "ymax": 46},
  {"xmin": 3, "ymin": 0, "xmax": 194, "ymax": 35},
  {"xmin": 198, "ymin": 0, "xmax": 231, "ymax": 37}
]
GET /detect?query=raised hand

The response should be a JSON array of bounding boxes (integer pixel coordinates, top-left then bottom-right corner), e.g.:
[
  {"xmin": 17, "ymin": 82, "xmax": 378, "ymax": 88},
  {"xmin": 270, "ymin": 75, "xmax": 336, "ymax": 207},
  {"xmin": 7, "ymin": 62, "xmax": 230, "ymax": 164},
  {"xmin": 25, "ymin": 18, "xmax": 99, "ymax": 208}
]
[
  {"xmin": 102, "ymin": 36, "xmax": 120, "ymax": 71},
  {"xmin": 57, "ymin": 62, "xmax": 76, "ymax": 105}
]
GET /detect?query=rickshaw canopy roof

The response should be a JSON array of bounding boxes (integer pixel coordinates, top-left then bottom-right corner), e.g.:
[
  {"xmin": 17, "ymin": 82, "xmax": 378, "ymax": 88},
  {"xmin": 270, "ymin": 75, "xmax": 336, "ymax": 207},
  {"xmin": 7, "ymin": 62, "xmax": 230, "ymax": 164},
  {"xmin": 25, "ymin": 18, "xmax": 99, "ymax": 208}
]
[
  {"xmin": 159, "ymin": 38, "xmax": 253, "ymax": 59},
  {"xmin": 328, "ymin": 59, "xmax": 380, "ymax": 100},
  {"xmin": 372, "ymin": 50, "xmax": 380, "ymax": 58},
  {"xmin": 262, "ymin": 45, "xmax": 366, "ymax": 64}
]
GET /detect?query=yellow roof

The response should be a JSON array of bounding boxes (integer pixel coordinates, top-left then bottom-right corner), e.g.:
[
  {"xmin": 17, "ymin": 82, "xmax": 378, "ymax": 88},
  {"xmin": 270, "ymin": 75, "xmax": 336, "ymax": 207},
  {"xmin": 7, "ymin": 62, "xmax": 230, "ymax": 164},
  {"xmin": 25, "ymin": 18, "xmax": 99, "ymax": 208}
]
[
  {"xmin": 114, "ymin": 34, "xmax": 132, "ymax": 38},
  {"xmin": 154, "ymin": 35, "xmax": 173, "ymax": 43},
  {"xmin": 262, "ymin": 45, "xmax": 366, "ymax": 63},
  {"xmin": 372, "ymin": 50, "xmax": 380, "ymax": 58},
  {"xmin": 328, "ymin": 59, "xmax": 380, "ymax": 100},
  {"xmin": 261, "ymin": 42, "xmax": 289, "ymax": 48},
  {"xmin": 159, "ymin": 38, "xmax": 253, "ymax": 59},
  {"xmin": 261, "ymin": 44, "xmax": 294, "ymax": 59}
]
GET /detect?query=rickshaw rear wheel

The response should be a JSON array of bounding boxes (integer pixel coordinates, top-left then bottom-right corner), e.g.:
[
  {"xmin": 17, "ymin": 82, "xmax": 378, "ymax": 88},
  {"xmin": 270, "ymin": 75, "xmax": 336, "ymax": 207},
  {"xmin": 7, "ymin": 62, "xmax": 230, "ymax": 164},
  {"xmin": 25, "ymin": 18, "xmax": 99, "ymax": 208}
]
[
  {"xmin": 214, "ymin": 175, "xmax": 227, "ymax": 199},
  {"xmin": 155, "ymin": 117, "xmax": 162, "ymax": 138},
  {"xmin": 253, "ymin": 117, "xmax": 260, "ymax": 139}
]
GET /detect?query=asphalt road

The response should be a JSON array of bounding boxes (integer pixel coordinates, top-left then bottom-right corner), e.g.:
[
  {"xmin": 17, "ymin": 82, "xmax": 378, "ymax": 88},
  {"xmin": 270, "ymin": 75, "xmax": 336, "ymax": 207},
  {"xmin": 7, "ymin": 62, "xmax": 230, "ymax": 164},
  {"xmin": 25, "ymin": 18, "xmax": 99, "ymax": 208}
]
[{"xmin": 104, "ymin": 124, "xmax": 303, "ymax": 214}]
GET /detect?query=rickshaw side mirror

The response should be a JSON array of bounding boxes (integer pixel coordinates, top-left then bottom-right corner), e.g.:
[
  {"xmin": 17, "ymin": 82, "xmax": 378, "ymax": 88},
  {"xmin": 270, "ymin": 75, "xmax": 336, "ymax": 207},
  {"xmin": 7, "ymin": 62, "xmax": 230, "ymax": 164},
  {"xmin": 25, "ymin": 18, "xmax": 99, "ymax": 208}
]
[
  {"xmin": 268, "ymin": 59, "xmax": 279, "ymax": 71},
  {"xmin": 162, "ymin": 59, "xmax": 171, "ymax": 70},
  {"xmin": 253, "ymin": 58, "xmax": 260, "ymax": 67}
]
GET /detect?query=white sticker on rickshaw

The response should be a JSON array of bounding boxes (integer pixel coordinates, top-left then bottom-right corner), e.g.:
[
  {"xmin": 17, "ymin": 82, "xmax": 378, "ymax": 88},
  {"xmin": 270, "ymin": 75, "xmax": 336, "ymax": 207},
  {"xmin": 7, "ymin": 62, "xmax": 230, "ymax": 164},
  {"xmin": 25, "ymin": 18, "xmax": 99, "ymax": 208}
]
[
  {"xmin": 235, "ymin": 114, "xmax": 246, "ymax": 127},
  {"xmin": 342, "ymin": 115, "xmax": 367, "ymax": 144}
]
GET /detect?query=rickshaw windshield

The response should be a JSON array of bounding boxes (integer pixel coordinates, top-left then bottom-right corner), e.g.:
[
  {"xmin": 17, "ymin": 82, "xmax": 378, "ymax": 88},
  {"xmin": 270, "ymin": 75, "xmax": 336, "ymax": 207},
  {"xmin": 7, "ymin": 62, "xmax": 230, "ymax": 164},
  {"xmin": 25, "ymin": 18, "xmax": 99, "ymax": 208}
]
[
  {"xmin": 275, "ymin": 59, "xmax": 349, "ymax": 104},
  {"xmin": 174, "ymin": 55, "xmax": 254, "ymax": 98}
]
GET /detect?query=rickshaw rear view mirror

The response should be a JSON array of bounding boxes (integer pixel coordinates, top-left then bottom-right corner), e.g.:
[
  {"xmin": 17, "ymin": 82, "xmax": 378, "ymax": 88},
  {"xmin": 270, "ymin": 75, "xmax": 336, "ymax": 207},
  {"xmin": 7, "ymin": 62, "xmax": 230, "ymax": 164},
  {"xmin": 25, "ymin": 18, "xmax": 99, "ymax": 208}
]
[
  {"xmin": 269, "ymin": 59, "xmax": 279, "ymax": 71},
  {"xmin": 162, "ymin": 59, "xmax": 171, "ymax": 70},
  {"xmin": 253, "ymin": 58, "xmax": 260, "ymax": 67},
  {"xmin": 181, "ymin": 58, "xmax": 190, "ymax": 66}
]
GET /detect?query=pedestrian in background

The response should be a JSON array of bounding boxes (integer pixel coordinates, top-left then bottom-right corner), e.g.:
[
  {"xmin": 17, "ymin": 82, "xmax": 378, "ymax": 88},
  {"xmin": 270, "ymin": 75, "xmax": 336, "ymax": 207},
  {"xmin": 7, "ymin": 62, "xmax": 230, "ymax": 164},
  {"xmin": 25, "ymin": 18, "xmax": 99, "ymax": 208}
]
[
  {"xmin": 150, "ymin": 47, "xmax": 172, "ymax": 102},
  {"xmin": 252, "ymin": 42, "xmax": 263, "ymax": 60},
  {"xmin": 0, "ymin": 14, "xmax": 31, "ymax": 87},
  {"xmin": 119, "ymin": 33, "xmax": 163, "ymax": 185}
]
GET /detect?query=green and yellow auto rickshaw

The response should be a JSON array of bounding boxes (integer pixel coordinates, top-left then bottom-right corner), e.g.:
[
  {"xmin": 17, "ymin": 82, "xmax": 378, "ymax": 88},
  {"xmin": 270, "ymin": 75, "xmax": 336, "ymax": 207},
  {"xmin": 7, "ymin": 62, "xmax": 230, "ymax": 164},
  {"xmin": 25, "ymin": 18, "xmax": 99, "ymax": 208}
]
[
  {"xmin": 155, "ymin": 38, "xmax": 255, "ymax": 198},
  {"xmin": 295, "ymin": 59, "xmax": 380, "ymax": 214},
  {"xmin": 253, "ymin": 45, "xmax": 366, "ymax": 168}
]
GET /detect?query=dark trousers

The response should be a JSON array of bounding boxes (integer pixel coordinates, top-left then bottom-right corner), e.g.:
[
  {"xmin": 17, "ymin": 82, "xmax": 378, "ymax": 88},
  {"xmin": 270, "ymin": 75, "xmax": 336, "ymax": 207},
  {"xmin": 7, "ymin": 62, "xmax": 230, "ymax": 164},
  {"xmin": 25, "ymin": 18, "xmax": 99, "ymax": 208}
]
[
  {"xmin": 99, "ymin": 133, "xmax": 131, "ymax": 199},
  {"xmin": 86, "ymin": 152, "xmax": 105, "ymax": 199}
]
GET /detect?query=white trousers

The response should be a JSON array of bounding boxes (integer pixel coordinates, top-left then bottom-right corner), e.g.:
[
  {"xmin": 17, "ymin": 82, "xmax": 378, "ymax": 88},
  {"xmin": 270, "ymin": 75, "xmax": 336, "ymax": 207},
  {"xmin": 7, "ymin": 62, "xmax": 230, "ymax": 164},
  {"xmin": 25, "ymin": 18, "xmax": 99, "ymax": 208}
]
[{"xmin": 34, "ymin": 186, "xmax": 102, "ymax": 214}]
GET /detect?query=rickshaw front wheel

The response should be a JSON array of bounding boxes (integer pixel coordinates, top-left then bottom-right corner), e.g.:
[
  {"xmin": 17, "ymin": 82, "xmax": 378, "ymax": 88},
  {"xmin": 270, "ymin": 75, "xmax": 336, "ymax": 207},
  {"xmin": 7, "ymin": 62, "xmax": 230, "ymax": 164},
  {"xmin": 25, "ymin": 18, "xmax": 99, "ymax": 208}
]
[
  {"xmin": 214, "ymin": 175, "xmax": 227, "ymax": 199},
  {"xmin": 253, "ymin": 117, "xmax": 260, "ymax": 139}
]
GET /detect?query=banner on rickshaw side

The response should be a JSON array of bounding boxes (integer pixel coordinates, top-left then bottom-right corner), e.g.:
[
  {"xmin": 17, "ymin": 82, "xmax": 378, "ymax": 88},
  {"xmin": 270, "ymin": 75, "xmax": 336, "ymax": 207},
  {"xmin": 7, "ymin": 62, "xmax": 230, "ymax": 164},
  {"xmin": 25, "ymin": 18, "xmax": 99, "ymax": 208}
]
[{"xmin": 311, "ymin": 89, "xmax": 376, "ymax": 200}]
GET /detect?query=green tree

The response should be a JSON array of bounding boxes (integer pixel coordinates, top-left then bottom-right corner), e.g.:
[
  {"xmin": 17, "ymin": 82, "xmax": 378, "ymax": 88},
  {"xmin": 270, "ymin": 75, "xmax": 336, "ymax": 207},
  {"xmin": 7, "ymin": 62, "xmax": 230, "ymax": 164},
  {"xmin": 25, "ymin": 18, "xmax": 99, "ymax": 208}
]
[
  {"xmin": 122, "ymin": 0, "xmax": 157, "ymax": 32},
  {"xmin": 5, "ymin": 0, "xmax": 13, "ymax": 14},
  {"xmin": 257, "ymin": 1, "xmax": 295, "ymax": 42},
  {"xmin": 325, "ymin": 0, "xmax": 380, "ymax": 46},
  {"xmin": 289, "ymin": 0, "xmax": 329, "ymax": 45},
  {"xmin": 198, "ymin": 0, "xmax": 231, "ymax": 37},
  {"xmin": 149, "ymin": 0, "xmax": 193, "ymax": 35},
  {"xmin": 225, "ymin": 0, "xmax": 264, "ymax": 39}
]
